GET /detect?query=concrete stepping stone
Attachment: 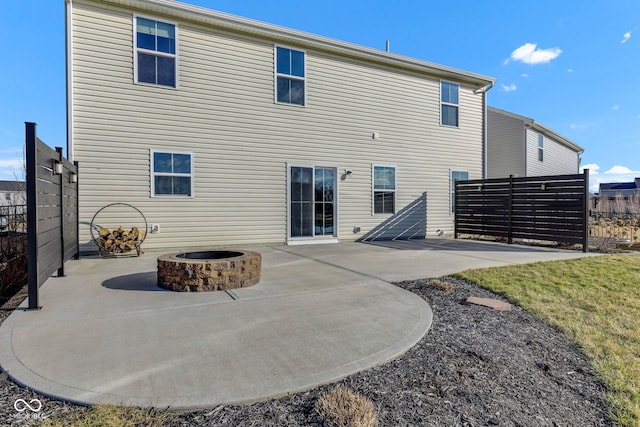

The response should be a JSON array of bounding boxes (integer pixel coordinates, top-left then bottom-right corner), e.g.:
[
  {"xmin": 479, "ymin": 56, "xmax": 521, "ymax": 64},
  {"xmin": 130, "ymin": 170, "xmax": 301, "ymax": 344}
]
[{"xmin": 466, "ymin": 296, "xmax": 512, "ymax": 311}]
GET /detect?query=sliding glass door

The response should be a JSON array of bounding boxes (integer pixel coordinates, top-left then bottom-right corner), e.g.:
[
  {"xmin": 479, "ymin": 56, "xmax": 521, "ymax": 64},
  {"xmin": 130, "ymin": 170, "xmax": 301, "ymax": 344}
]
[{"xmin": 290, "ymin": 166, "xmax": 336, "ymax": 239}]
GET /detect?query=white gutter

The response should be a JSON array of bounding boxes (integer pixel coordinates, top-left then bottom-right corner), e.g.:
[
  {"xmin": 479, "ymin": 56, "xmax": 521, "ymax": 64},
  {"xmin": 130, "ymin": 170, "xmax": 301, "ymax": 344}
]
[{"xmin": 65, "ymin": 0, "xmax": 74, "ymax": 162}]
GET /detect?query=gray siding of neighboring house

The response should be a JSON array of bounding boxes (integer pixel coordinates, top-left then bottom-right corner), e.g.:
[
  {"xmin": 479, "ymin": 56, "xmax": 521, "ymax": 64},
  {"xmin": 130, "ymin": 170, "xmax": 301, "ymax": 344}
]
[
  {"xmin": 70, "ymin": 0, "xmax": 489, "ymax": 250},
  {"xmin": 525, "ymin": 128, "xmax": 579, "ymax": 177},
  {"xmin": 487, "ymin": 108, "xmax": 525, "ymax": 178},
  {"xmin": 0, "ymin": 181, "xmax": 26, "ymax": 206}
]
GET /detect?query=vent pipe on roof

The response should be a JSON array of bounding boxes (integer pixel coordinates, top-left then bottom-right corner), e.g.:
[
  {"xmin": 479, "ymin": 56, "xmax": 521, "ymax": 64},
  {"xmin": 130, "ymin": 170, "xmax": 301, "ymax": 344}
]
[{"xmin": 386, "ymin": 40, "xmax": 390, "ymax": 52}]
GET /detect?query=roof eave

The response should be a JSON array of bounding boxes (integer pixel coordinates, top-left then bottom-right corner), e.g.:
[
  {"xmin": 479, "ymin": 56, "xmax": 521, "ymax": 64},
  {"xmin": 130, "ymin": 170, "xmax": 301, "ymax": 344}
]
[
  {"xmin": 489, "ymin": 107, "xmax": 584, "ymax": 154},
  {"xmin": 530, "ymin": 121, "xmax": 584, "ymax": 154},
  {"xmin": 95, "ymin": 0, "xmax": 496, "ymax": 87}
]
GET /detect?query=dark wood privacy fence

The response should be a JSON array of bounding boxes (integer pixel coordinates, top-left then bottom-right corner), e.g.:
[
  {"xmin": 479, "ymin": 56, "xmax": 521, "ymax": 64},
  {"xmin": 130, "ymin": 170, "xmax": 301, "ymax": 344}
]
[
  {"xmin": 454, "ymin": 171, "xmax": 589, "ymax": 252},
  {"xmin": 26, "ymin": 122, "xmax": 79, "ymax": 309}
]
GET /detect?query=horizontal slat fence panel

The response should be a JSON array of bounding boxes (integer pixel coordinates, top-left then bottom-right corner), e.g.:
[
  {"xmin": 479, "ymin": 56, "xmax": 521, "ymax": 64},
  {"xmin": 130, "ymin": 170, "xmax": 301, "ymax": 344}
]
[
  {"xmin": 26, "ymin": 122, "xmax": 79, "ymax": 309},
  {"xmin": 455, "ymin": 171, "xmax": 588, "ymax": 252}
]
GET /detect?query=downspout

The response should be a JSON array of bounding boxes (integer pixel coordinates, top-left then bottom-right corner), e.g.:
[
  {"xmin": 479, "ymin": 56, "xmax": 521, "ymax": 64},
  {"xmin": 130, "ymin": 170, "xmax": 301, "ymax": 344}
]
[
  {"xmin": 65, "ymin": 0, "xmax": 74, "ymax": 162},
  {"xmin": 524, "ymin": 124, "xmax": 530, "ymax": 176},
  {"xmin": 474, "ymin": 82, "xmax": 493, "ymax": 179}
]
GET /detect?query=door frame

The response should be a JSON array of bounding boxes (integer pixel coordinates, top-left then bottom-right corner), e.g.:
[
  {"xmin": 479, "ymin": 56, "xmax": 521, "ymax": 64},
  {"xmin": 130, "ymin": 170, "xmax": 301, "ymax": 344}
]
[{"xmin": 286, "ymin": 163, "xmax": 339, "ymax": 244}]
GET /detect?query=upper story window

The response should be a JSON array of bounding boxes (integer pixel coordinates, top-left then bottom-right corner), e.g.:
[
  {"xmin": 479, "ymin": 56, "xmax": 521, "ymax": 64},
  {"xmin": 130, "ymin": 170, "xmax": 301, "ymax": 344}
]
[
  {"xmin": 373, "ymin": 165, "xmax": 396, "ymax": 214},
  {"xmin": 538, "ymin": 134, "xmax": 544, "ymax": 161},
  {"xmin": 151, "ymin": 151, "xmax": 193, "ymax": 197},
  {"xmin": 135, "ymin": 17, "xmax": 177, "ymax": 88},
  {"xmin": 275, "ymin": 46, "xmax": 305, "ymax": 106},
  {"xmin": 441, "ymin": 81, "xmax": 459, "ymax": 127}
]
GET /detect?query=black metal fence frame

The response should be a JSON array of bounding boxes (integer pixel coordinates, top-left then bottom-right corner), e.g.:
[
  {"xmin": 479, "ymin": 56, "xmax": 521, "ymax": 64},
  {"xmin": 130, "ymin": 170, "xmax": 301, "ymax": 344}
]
[
  {"xmin": 26, "ymin": 122, "xmax": 79, "ymax": 309},
  {"xmin": 454, "ymin": 170, "xmax": 589, "ymax": 252}
]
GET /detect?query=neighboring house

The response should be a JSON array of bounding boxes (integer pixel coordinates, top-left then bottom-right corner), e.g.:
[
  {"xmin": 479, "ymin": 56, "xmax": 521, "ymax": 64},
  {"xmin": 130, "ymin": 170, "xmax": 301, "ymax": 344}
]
[
  {"xmin": 599, "ymin": 179, "xmax": 640, "ymax": 199},
  {"xmin": 66, "ymin": 0, "xmax": 495, "ymax": 250},
  {"xmin": 593, "ymin": 179, "xmax": 640, "ymax": 212},
  {"xmin": 487, "ymin": 107, "xmax": 583, "ymax": 179},
  {"xmin": 0, "ymin": 181, "xmax": 25, "ymax": 206},
  {"xmin": 0, "ymin": 180, "xmax": 25, "ymax": 231}
]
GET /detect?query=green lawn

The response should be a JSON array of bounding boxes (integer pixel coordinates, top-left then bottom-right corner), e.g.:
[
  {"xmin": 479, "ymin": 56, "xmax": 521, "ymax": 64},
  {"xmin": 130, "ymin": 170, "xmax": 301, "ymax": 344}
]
[{"xmin": 455, "ymin": 254, "xmax": 640, "ymax": 426}]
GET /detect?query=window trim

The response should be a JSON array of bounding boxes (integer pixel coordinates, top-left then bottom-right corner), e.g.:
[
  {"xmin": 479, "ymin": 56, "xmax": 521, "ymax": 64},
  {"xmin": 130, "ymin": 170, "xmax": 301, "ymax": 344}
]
[
  {"xmin": 538, "ymin": 134, "xmax": 544, "ymax": 162},
  {"xmin": 150, "ymin": 149, "xmax": 194, "ymax": 198},
  {"xmin": 450, "ymin": 169, "xmax": 469, "ymax": 214},
  {"xmin": 372, "ymin": 164, "xmax": 396, "ymax": 215},
  {"xmin": 274, "ymin": 45, "xmax": 307, "ymax": 107},
  {"xmin": 133, "ymin": 14, "xmax": 179, "ymax": 88},
  {"xmin": 440, "ymin": 80, "xmax": 460, "ymax": 127}
]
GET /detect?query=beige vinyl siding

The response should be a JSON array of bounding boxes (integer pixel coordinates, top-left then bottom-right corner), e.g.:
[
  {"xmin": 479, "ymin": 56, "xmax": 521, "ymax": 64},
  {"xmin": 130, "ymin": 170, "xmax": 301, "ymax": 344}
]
[
  {"xmin": 71, "ymin": 0, "xmax": 485, "ymax": 250},
  {"xmin": 486, "ymin": 108, "xmax": 525, "ymax": 178},
  {"xmin": 525, "ymin": 129, "xmax": 579, "ymax": 176}
]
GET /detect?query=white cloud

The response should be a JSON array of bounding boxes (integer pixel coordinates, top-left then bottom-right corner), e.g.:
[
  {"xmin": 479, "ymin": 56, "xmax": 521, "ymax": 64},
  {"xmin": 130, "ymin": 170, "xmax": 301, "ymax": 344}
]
[
  {"xmin": 520, "ymin": 73, "xmax": 529, "ymax": 78},
  {"xmin": 506, "ymin": 43, "xmax": 562, "ymax": 65},
  {"xmin": 0, "ymin": 154, "xmax": 24, "ymax": 180},
  {"xmin": 570, "ymin": 121, "xmax": 597, "ymax": 130},
  {"xmin": 566, "ymin": 68, "xmax": 574, "ymax": 73},
  {"xmin": 612, "ymin": 104, "xmax": 620, "ymax": 110},
  {"xmin": 621, "ymin": 31, "xmax": 632, "ymax": 43},
  {"xmin": 581, "ymin": 163, "xmax": 600, "ymax": 174},
  {"xmin": 501, "ymin": 83, "xmax": 517, "ymax": 92},
  {"xmin": 605, "ymin": 165, "xmax": 632, "ymax": 174}
]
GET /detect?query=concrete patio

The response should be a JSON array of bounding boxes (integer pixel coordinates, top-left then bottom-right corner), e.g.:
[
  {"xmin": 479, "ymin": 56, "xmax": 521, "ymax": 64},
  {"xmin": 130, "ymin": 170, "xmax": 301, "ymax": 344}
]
[{"xmin": 0, "ymin": 239, "xmax": 594, "ymax": 408}]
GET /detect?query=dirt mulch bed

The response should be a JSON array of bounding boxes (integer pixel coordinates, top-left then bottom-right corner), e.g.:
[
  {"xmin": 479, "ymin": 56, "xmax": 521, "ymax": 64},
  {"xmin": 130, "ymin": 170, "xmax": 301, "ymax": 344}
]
[{"xmin": 0, "ymin": 278, "xmax": 613, "ymax": 426}]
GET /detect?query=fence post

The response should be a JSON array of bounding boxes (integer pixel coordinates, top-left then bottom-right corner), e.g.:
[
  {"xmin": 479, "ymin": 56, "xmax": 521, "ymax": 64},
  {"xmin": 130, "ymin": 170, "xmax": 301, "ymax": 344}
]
[
  {"xmin": 454, "ymin": 181, "xmax": 458, "ymax": 239},
  {"xmin": 25, "ymin": 122, "xmax": 40, "ymax": 310},
  {"xmin": 74, "ymin": 161, "xmax": 80, "ymax": 259},
  {"xmin": 56, "ymin": 147, "xmax": 66, "ymax": 277},
  {"xmin": 583, "ymin": 169, "xmax": 589, "ymax": 253},
  {"xmin": 508, "ymin": 175, "xmax": 513, "ymax": 244}
]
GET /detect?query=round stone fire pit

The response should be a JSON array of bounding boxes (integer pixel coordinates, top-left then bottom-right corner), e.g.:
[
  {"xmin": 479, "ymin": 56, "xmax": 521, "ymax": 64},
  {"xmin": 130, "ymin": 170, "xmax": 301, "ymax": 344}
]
[{"xmin": 157, "ymin": 250, "xmax": 261, "ymax": 292}]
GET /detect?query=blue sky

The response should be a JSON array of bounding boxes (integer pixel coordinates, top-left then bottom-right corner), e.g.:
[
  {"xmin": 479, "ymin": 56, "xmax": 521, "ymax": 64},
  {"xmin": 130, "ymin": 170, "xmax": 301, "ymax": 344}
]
[{"xmin": 2, "ymin": 0, "xmax": 639, "ymax": 192}]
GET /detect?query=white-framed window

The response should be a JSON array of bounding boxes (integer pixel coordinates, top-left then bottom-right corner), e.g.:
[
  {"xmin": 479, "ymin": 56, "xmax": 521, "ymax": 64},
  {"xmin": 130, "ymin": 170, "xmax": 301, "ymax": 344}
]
[
  {"xmin": 451, "ymin": 170, "xmax": 469, "ymax": 213},
  {"xmin": 538, "ymin": 134, "xmax": 544, "ymax": 161},
  {"xmin": 372, "ymin": 165, "xmax": 396, "ymax": 214},
  {"xmin": 134, "ymin": 16, "xmax": 177, "ymax": 88},
  {"xmin": 151, "ymin": 150, "xmax": 193, "ymax": 197},
  {"xmin": 275, "ymin": 46, "xmax": 306, "ymax": 106},
  {"xmin": 441, "ymin": 81, "xmax": 459, "ymax": 127}
]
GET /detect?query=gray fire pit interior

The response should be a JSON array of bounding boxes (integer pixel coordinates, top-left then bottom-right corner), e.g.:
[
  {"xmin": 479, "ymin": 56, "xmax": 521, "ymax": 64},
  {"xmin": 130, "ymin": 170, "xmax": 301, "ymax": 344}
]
[{"xmin": 157, "ymin": 250, "xmax": 261, "ymax": 292}]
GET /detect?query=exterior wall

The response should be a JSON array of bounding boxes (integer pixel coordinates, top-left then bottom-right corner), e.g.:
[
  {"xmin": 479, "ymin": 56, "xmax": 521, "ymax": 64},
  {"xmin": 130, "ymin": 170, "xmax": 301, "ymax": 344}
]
[
  {"xmin": 0, "ymin": 181, "xmax": 26, "ymax": 206},
  {"xmin": 486, "ymin": 108, "xmax": 525, "ymax": 178},
  {"xmin": 0, "ymin": 191, "xmax": 25, "ymax": 206},
  {"xmin": 525, "ymin": 128, "xmax": 579, "ymax": 177},
  {"xmin": 70, "ymin": 0, "xmax": 486, "ymax": 250}
]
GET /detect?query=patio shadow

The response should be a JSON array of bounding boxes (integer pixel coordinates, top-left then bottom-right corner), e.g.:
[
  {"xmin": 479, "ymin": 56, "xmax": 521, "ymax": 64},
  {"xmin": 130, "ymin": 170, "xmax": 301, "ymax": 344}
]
[
  {"xmin": 102, "ymin": 271, "xmax": 165, "ymax": 291},
  {"xmin": 357, "ymin": 193, "xmax": 427, "ymax": 242},
  {"xmin": 362, "ymin": 239, "xmax": 556, "ymax": 253}
]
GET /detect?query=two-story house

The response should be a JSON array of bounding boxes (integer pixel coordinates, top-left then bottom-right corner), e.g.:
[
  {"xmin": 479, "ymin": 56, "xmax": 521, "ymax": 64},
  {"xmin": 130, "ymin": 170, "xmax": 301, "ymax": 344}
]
[
  {"xmin": 66, "ymin": 0, "xmax": 495, "ymax": 250},
  {"xmin": 593, "ymin": 178, "xmax": 640, "ymax": 213},
  {"xmin": 0, "ymin": 181, "xmax": 25, "ymax": 207},
  {"xmin": 599, "ymin": 179, "xmax": 640, "ymax": 199},
  {"xmin": 487, "ymin": 107, "xmax": 583, "ymax": 179}
]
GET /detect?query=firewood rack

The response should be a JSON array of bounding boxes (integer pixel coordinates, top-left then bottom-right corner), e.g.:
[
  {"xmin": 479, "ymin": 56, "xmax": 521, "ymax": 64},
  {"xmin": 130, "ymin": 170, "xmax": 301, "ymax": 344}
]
[{"xmin": 90, "ymin": 203, "xmax": 148, "ymax": 257}]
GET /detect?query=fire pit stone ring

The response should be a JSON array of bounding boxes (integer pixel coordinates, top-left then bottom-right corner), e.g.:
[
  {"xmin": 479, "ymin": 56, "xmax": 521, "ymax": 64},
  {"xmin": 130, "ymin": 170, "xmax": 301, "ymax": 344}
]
[{"xmin": 157, "ymin": 250, "xmax": 261, "ymax": 292}]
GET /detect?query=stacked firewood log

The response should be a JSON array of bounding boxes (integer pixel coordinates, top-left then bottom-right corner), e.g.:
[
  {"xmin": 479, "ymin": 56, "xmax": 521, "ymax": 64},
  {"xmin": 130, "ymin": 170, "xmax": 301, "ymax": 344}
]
[{"xmin": 98, "ymin": 226, "xmax": 145, "ymax": 254}]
